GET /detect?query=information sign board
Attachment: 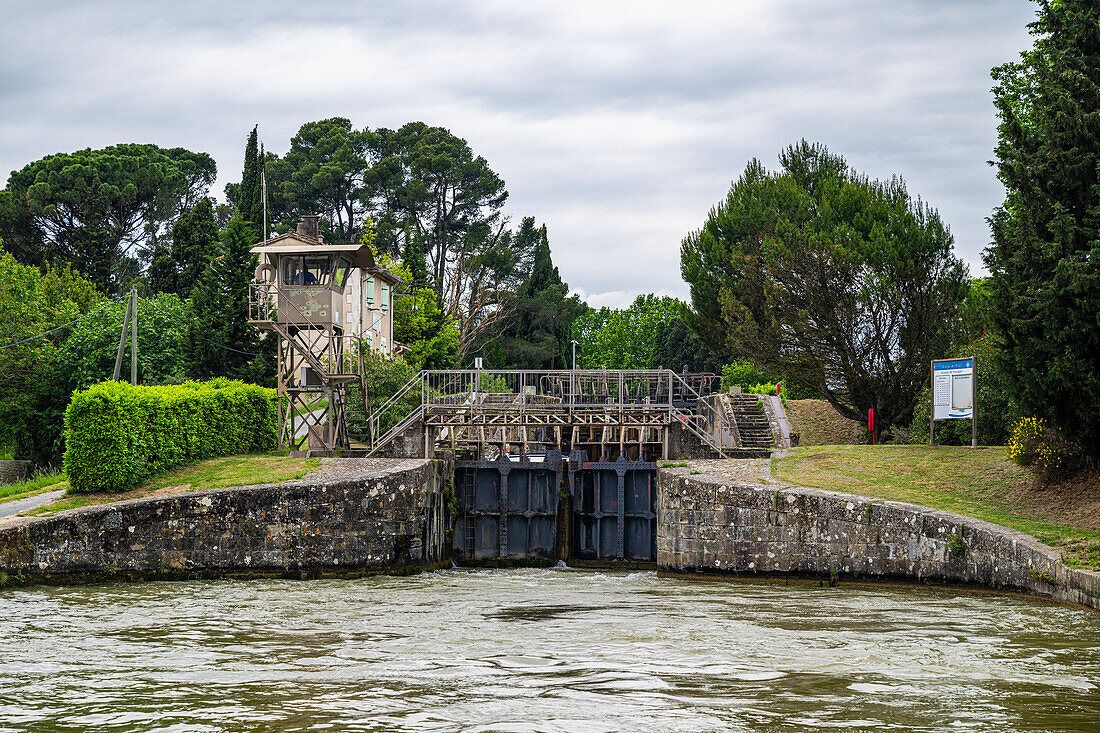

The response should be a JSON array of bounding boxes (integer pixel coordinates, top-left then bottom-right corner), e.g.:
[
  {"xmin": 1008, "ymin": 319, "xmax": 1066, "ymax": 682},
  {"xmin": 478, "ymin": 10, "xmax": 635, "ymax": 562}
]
[{"xmin": 932, "ymin": 358, "xmax": 973, "ymax": 421}]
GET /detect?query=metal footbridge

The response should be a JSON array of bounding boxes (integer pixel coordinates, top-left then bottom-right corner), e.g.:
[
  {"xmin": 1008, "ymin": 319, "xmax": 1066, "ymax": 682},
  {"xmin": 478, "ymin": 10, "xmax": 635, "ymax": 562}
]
[{"xmin": 366, "ymin": 369, "xmax": 742, "ymax": 461}]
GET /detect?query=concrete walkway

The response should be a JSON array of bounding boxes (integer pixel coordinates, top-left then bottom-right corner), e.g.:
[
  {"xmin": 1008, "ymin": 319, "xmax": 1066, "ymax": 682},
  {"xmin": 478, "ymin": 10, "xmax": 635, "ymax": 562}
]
[{"xmin": 0, "ymin": 490, "xmax": 65, "ymax": 519}]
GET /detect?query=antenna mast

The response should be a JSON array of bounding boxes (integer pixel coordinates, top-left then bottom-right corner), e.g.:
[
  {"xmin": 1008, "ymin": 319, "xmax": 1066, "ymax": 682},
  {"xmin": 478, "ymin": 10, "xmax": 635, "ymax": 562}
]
[{"xmin": 260, "ymin": 140, "xmax": 268, "ymax": 240}]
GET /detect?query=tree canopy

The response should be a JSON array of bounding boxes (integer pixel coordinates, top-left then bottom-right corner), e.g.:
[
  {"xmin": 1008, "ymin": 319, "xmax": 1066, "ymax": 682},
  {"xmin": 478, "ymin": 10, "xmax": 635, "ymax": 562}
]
[
  {"xmin": 0, "ymin": 144, "xmax": 216, "ymax": 293},
  {"xmin": 986, "ymin": 0, "xmax": 1100, "ymax": 457},
  {"xmin": 267, "ymin": 118, "xmax": 369, "ymax": 243},
  {"xmin": 682, "ymin": 141, "xmax": 969, "ymax": 439},
  {"xmin": 483, "ymin": 220, "xmax": 584, "ymax": 369},
  {"xmin": 571, "ymin": 295, "xmax": 683, "ymax": 370},
  {"xmin": 0, "ymin": 249, "xmax": 103, "ymax": 464}
]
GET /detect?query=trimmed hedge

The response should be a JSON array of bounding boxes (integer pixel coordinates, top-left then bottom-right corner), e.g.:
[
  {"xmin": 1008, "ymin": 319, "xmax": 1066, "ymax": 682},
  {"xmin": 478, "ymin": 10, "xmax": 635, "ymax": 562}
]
[{"xmin": 63, "ymin": 378, "xmax": 277, "ymax": 493}]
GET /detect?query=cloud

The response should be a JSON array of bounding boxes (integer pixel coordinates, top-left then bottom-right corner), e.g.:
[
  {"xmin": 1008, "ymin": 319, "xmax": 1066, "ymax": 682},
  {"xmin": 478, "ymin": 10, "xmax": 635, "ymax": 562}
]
[{"xmin": 0, "ymin": 0, "xmax": 1035, "ymax": 303}]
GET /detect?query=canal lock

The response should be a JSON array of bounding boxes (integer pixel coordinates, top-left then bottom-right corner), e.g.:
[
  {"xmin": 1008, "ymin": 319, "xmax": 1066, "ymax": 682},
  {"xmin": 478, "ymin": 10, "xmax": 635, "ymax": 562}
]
[{"xmin": 450, "ymin": 450, "xmax": 658, "ymax": 566}]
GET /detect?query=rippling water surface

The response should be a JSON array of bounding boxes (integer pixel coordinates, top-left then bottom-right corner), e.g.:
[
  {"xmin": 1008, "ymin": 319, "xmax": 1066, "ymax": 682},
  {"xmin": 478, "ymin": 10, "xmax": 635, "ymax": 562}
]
[{"xmin": 1, "ymin": 568, "xmax": 1098, "ymax": 732}]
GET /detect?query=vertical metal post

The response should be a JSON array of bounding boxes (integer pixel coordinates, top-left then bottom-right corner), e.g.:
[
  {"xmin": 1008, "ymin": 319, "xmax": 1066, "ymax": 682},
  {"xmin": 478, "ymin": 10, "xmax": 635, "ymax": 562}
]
[
  {"xmin": 130, "ymin": 288, "xmax": 138, "ymax": 385},
  {"xmin": 971, "ymin": 355, "xmax": 978, "ymax": 448},
  {"xmin": 929, "ymin": 359, "xmax": 935, "ymax": 446}
]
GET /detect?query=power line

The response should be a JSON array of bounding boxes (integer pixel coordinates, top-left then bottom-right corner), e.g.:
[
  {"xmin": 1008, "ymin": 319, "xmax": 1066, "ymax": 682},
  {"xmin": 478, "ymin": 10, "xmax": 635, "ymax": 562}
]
[{"xmin": 0, "ymin": 296, "xmax": 126, "ymax": 351}]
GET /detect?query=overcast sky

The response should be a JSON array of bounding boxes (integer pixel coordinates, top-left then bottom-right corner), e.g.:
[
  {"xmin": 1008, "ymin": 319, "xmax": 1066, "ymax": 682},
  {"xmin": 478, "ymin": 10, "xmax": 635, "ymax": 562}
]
[{"xmin": 1, "ymin": 1, "xmax": 1035, "ymax": 307}]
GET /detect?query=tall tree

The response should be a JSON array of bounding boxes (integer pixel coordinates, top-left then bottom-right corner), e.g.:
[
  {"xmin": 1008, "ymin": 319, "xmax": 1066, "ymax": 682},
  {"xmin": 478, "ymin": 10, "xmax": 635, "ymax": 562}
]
[
  {"xmin": 268, "ymin": 118, "xmax": 369, "ymax": 241},
  {"xmin": 0, "ymin": 144, "xmax": 215, "ymax": 293},
  {"xmin": 0, "ymin": 249, "xmax": 102, "ymax": 464},
  {"xmin": 171, "ymin": 197, "xmax": 219, "ymax": 296},
  {"xmin": 367, "ymin": 122, "xmax": 509, "ymax": 300},
  {"xmin": 237, "ymin": 126, "xmax": 260, "ymax": 232},
  {"xmin": 986, "ymin": 1, "xmax": 1100, "ymax": 457},
  {"xmin": 184, "ymin": 245, "xmax": 225, "ymax": 380},
  {"xmin": 681, "ymin": 142, "xmax": 968, "ymax": 440},
  {"xmin": 488, "ymin": 220, "xmax": 583, "ymax": 369},
  {"xmin": 219, "ymin": 217, "xmax": 259, "ymax": 376},
  {"xmin": 571, "ymin": 295, "xmax": 683, "ymax": 370}
]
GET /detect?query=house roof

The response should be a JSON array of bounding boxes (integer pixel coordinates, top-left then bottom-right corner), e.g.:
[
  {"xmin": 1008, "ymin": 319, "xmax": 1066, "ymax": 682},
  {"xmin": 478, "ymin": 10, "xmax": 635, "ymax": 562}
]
[
  {"xmin": 251, "ymin": 231, "xmax": 378, "ymax": 270},
  {"xmin": 251, "ymin": 231, "xmax": 405, "ymax": 286}
]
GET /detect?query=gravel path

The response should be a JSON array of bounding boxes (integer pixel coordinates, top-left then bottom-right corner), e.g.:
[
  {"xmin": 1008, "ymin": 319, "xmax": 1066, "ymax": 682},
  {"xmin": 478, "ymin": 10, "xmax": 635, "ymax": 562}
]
[
  {"xmin": 671, "ymin": 458, "xmax": 783, "ymax": 486},
  {"xmin": 0, "ymin": 489, "xmax": 66, "ymax": 519},
  {"xmin": 303, "ymin": 457, "xmax": 429, "ymax": 481}
]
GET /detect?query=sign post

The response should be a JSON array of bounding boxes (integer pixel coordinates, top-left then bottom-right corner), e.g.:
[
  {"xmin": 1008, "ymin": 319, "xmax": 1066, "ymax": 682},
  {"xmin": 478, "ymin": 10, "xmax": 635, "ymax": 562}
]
[{"xmin": 930, "ymin": 357, "xmax": 976, "ymax": 448}]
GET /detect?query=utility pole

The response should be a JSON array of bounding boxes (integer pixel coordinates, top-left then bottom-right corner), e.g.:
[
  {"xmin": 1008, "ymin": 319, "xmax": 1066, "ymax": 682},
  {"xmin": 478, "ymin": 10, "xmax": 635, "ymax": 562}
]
[
  {"xmin": 113, "ymin": 291, "xmax": 131, "ymax": 382},
  {"xmin": 571, "ymin": 339, "xmax": 578, "ymax": 371}
]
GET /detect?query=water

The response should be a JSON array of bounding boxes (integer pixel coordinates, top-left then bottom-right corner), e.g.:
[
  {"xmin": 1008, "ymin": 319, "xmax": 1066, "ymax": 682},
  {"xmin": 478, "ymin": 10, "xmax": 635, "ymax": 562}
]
[{"xmin": 1, "ymin": 568, "xmax": 1098, "ymax": 732}]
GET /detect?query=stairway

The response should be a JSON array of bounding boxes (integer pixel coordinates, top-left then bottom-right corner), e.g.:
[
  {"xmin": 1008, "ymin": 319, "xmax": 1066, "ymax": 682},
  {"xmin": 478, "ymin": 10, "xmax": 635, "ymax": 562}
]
[
  {"xmin": 728, "ymin": 395, "xmax": 774, "ymax": 449},
  {"xmin": 343, "ymin": 377, "xmax": 371, "ymax": 445}
]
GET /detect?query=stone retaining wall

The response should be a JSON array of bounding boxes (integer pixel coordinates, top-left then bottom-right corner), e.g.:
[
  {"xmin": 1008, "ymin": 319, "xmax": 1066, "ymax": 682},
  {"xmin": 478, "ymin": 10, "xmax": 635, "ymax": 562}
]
[
  {"xmin": 657, "ymin": 466, "xmax": 1100, "ymax": 612},
  {"xmin": 0, "ymin": 459, "xmax": 446, "ymax": 583},
  {"xmin": 0, "ymin": 461, "xmax": 31, "ymax": 485}
]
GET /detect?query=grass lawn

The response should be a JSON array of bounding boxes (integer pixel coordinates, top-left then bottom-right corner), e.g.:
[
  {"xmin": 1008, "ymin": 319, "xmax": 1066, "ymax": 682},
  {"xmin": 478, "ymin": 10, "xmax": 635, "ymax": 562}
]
[
  {"xmin": 773, "ymin": 444, "xmax": 1100, "ymax": 570},
  {"xmin": 0, "ymin": 470, "xmax": 68, "ymax": 503},
  {"xmin": 21, "ymin": 453, "xmax": 321, "ymax": 518}
]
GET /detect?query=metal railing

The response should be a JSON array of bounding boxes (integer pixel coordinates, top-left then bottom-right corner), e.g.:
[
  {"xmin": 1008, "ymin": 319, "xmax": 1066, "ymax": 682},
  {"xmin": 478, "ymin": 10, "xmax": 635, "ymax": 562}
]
[{"xmin": 366, "ymin": 369, "xmax": 727, "ymax": 456}]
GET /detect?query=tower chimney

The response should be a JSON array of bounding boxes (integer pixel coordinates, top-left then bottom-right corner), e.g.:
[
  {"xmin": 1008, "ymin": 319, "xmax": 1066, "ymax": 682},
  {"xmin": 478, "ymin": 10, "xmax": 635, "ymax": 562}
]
[{"xmin": 296, "ymin": 215, "xmax": 321, "ymax": 240}]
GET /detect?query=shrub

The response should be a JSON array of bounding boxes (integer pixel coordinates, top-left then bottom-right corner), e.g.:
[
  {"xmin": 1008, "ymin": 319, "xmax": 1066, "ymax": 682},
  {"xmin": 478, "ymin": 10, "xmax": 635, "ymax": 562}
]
[
  {"xmin": 721, "ymin": 360, "xmax": 773, "ymax": 390},
  {"xmin": 63, "ymin": 378, "xmax": 276, "ymax": 493},
  {"xmin": 1008, "ymin": 416, "xmax": 1073, "ymax": 474}
]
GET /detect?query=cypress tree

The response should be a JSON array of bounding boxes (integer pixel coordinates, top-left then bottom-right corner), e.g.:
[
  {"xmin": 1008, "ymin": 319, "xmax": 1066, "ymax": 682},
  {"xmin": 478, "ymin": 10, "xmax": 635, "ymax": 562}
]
[
  {"xmin": 249, "ymin": 143, "xmax": 267, "ymax": 239},
  {"xmin": 986, "ymin": 1, "xmax": 1100, "ymax": 456},
  {"xmin": 238, "ymin": 126, "xmax": 259, "ymax": 225},
  {"xmin": 146, "ymin": 239, "xmax": 177, "ymax": 295},
  {"xmin": 400, "ymin": 233, "xmax": 431, "ymax": 289},
  {"xmin": 184, "ymin": 248, "xmax": 226, "ymax": 379},
  {"xmin": 493, "ymin": 220, "xmax": 582, "ymax": 369}
]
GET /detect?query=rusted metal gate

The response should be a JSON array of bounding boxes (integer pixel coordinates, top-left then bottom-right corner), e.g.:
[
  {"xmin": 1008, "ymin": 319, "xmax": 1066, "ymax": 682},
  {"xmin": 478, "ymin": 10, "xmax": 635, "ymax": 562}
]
[
  {"xmin": 568, "ymin": 452, "xmax": 657, "ymax": 561},
  {"xmin": 453, "ymin": 452, "xmax": 563, "ymax": 561}
]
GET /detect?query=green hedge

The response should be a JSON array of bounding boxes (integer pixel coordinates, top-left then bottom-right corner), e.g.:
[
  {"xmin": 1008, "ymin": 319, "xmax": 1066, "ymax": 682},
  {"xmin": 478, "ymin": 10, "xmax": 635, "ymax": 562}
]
[{"xmin": 63, "ymin": 378, "xmax": 277, "ymax": 493}]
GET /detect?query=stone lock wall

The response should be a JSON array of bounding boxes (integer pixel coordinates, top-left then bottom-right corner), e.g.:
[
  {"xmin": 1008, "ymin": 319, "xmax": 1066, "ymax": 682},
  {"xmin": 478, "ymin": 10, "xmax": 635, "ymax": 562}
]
[
  {"xmin": 657, "ymin": 467, "xmax": 1100, "ymax": 612},
  {"xmin": 0, "ymin": 459, "xmax": 446, "ymax": 582}
]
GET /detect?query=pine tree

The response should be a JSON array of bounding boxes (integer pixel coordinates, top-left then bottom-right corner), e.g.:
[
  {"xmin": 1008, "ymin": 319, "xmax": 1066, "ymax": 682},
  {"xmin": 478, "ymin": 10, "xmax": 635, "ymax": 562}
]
[
  {"xmin": 986, "ymin": 1, "xmax": 1100, "ymax": 457},
  {"xmin": 184, "ymin": 248, "xmax": 226, "ymax": 379},
  {"xmin": 171, "ymin": 197, "xmax": 218, "ymax": 296}
]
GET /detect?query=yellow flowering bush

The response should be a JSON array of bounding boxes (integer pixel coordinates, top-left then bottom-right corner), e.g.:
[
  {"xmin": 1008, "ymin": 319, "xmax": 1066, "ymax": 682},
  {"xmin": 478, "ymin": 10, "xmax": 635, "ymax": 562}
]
[{"xmin": 1008, "ymin": 416, "xmax": 1070, "ymax": 472}]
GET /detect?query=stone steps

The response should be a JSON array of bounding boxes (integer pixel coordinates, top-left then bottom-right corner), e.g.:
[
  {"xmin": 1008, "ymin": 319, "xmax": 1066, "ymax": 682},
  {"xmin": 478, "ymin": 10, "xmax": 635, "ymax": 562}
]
[{"xmin": 725, "ymin": 395, "xmax": 774, "ymax": 450}]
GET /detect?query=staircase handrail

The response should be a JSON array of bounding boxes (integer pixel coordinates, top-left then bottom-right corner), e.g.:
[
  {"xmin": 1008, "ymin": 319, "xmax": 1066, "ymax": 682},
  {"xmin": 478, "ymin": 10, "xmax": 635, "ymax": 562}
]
[
  {"xmin": 367, "ymin": 405, "xmax": 425, "ymax": 457},
  {"xmin": 669, "ymin": 404, "xmax": 729, "ymax": 458},
  {"xmin": 369, "ymin": 371, "xmax": 426, "ymax": 447},
  {"xmin": 670, "ymin": 371, "xmax": 730, "ymax": 457}
]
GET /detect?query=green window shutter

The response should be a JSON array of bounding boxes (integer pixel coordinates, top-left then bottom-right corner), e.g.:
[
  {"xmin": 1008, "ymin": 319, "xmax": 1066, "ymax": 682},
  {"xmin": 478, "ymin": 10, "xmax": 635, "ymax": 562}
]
[
  {"xmin": 381, "ymin": 284, "xmax": 389, "ymax": 311},
  {"xmin": 366, "ymin": 277, "xmax": 375, "ymax": 303},
  {"xmin": 380, "ymin": 337, "xmax": 387, "ymax": 354}
]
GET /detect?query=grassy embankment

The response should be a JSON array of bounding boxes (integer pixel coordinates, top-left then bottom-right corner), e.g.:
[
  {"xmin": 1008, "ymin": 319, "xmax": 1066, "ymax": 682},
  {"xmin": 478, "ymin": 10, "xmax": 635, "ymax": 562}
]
[
  {"xmin": 773, "ymin": 444, "xmax": 1100, "ymax": 570},
  {"xmin": 13, "ymin": 454, "xmax": 320, "ymax": 518},
  {"xmin": 784, "ymin": 399, "xmax": 862, "ymax": 446},
  {"xmin": 0, "ymin": 471, "xmax": 68, "ymax": 503}
]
